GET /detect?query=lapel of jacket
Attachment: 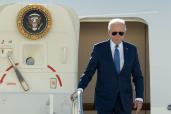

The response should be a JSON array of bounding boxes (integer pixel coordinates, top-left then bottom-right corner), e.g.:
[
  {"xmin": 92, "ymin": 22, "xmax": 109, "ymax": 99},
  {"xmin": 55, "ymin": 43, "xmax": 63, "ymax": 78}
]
[
  {"xmin": 106, "ymin": 40, "xmax": 118, "ymax": 75},
  {"xmin": 120, "ymin": 41, "xmax": 129, "ymax": 74}
]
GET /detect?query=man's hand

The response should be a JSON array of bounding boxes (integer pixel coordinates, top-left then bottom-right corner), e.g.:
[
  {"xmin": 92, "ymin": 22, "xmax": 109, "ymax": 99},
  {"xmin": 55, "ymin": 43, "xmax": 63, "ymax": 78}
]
[
  {"xmin": 134, "ymin": 100, "xmax": 143, "ymax": 114},
  {"xmin": 70, "ymin": 91, "xmax": 77, "ymax": 101},
  {"xmin": 70, "ymin": 88, "xmax": 83, "ymax": 101}
]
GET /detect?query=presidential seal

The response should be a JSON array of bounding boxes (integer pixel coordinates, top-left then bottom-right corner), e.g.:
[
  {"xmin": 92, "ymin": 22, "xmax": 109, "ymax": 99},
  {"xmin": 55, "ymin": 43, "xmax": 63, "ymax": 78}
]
[{"xmin": 17, "ymin": 4, "xmax": 52, "ymax": 40}]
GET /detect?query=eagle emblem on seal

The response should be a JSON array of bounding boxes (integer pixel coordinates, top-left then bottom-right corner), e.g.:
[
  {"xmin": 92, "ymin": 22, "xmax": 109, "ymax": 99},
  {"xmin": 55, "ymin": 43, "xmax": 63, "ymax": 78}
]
[{"xmin": 17, "ymin": 4, "xmax": 52, "ymax": 40}]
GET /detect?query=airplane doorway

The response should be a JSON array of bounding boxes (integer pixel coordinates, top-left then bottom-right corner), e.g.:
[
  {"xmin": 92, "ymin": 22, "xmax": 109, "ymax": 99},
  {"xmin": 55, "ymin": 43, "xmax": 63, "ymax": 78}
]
[{"xmin": 78, "ymin": 18, "xmax": 150, "ymax": 114}]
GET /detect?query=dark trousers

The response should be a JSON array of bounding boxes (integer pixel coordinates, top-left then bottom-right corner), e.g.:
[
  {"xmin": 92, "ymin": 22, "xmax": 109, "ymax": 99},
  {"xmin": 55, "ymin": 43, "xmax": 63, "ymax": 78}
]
[{"xmin": 97, "ymin": 93, "xmax": 131, "ymax": 114}]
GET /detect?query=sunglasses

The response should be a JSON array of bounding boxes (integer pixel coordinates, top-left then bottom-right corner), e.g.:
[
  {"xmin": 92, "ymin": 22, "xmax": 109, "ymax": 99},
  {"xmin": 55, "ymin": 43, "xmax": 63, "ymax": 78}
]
[{"xmin": 112, "ymin": 32, "xmax": 124, "ymax": 36}]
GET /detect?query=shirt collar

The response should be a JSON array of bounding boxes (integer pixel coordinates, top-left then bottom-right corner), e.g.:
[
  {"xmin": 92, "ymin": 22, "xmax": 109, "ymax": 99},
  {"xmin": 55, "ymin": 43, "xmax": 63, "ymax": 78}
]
[{"xmin": 110, "ymin": 39, "xmax": 123, "ymax": 49}]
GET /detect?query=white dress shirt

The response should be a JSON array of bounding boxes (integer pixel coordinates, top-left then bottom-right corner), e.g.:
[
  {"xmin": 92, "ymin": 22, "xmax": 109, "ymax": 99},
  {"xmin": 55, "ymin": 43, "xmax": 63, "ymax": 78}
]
[{"xmin": 110, "ymin": 40, "xmax": 124, "ymax": 71}]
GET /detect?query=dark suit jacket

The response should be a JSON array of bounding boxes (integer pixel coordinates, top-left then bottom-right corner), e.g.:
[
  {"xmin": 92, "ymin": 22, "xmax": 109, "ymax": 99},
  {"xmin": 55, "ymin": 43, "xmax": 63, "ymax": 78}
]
[{"xmin": 78, "ymin": 40, "xmax": 144, "ymax": 111}]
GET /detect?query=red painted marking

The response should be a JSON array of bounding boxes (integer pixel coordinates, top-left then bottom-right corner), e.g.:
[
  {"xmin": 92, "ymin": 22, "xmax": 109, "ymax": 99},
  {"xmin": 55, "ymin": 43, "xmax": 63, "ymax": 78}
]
[
  {"xmin": 56, "ymin": 75, "xmax": 62, "ymax": 87},
  {"xmin": 47, "ymin": 65, "xmax": 63, "ymax": 87},
  {"xmin": 0, "ymin": 63, "xmax": 19, "ymax": 84},
  {"xmin": 6, "ymin": 63, "xmax": 19, "ymax": 71},
  {"xmin": 0, "ymin": 73, "xmax": 6, "ymax": 84},
  {"xmin": 6, "ymin": 65, "xmax": 13, "ymax": 71},
  {"xmin": 47, "ymin": 65, "xmax": 56, "ymax": 72}
]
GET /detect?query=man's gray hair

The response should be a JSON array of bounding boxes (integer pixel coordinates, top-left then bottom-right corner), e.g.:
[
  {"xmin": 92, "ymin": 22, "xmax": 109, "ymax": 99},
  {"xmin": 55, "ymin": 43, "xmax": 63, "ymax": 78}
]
[{"xmin": 108, "ymin": 18, "xmax": 127, "ymax": 31}]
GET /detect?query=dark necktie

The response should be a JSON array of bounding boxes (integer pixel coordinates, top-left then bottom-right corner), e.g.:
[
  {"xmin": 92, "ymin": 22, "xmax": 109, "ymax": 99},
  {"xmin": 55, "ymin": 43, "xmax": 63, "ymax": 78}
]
[{"xmin": 114, "ymin": 45, "xmax": 120, "ymax": 74}]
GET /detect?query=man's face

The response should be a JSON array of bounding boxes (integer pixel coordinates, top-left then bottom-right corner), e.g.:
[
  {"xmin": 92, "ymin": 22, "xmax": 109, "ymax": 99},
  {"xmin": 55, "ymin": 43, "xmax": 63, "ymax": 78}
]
[{"xmin": 108, "ymin": 23, "xmax": 126, "ymax": 44}]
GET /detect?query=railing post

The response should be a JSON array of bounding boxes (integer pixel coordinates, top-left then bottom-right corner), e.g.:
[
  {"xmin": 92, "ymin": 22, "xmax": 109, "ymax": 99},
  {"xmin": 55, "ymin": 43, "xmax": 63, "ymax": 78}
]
[{"xmin": 71, "ymin": 90, "xmax": 83, "ymax": 114}]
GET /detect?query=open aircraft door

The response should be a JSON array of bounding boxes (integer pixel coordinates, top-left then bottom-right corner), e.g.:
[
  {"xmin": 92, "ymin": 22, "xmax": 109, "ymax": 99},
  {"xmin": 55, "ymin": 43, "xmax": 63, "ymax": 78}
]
[{"xmin": 0, "ymin": 3, "xmax": 79, "ymax": 114}]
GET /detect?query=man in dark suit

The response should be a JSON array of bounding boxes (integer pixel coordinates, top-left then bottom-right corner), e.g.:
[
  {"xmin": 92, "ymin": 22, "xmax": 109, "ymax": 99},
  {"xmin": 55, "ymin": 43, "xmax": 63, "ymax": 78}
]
[{"xmin": 75, "ymin": 18, "xmax": 144, "ymax": 114}]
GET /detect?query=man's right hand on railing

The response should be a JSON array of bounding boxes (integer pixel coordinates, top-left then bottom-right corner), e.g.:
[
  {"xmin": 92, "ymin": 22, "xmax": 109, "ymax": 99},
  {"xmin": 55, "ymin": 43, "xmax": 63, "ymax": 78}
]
[{"xmin": 70, "ymin": 88, "xmax": 83, "ymax": 101}]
